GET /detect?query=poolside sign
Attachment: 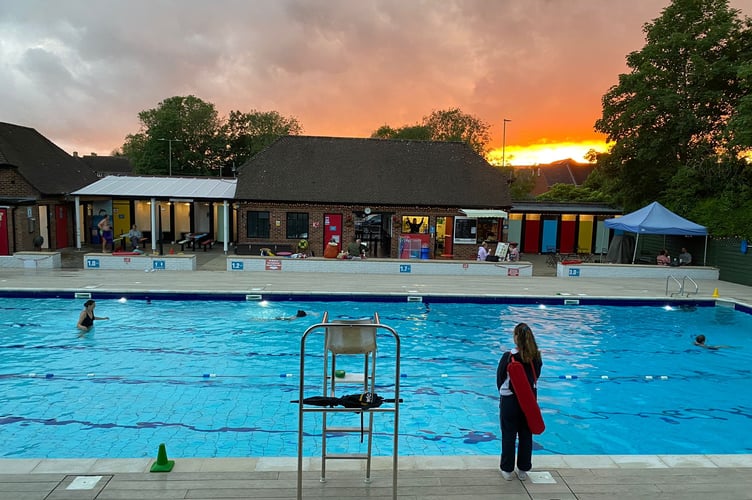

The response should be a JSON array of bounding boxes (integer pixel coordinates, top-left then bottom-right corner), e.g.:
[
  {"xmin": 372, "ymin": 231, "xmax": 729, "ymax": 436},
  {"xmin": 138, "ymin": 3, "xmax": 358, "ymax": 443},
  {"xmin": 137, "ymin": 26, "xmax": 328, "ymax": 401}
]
[
  {"xmin": 153, "ymin": 260, "xmax": 166, "ymax": 270},
  {"xmin": 86, "ymin": 258, "xmax": 100, "ymax": 268},
  {"xmin": 265, "ymin": 259, "xmax": 282, "ymax": 271},
  {"xmin": 230, "ymin": 260, "xmax": 244, "ymax": 270},
  {"xmin": 568, "ymin": 268, "xmax": 581, "ymax": 277},
  {"xmin": 399, "ymin": 264, "xmax": 411, "ymax": 273},
  {"xmin": 508, "ymin": 268, "xmax": 519, "ymax": 276}
]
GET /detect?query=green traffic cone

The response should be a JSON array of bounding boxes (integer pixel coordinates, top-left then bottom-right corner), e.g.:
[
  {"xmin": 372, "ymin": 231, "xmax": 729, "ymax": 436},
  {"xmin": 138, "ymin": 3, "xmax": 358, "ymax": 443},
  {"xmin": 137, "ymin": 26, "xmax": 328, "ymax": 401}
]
[{"xmin": 150, "ymin": 443, "xmax": 175, "ymax": 472}]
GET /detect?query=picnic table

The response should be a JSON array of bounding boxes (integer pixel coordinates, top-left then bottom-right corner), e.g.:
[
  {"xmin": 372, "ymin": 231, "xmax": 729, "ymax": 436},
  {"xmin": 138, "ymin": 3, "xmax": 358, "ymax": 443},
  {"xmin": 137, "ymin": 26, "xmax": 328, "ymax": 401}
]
[{"xmin": 177, "ymin": 233, "xmax": 208, "ymax": 251}]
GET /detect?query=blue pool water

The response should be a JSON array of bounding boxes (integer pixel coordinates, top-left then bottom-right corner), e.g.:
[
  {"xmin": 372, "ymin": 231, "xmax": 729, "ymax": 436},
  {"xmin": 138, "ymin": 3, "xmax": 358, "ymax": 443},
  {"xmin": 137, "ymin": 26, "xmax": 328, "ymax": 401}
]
[{"xmin": 1, "ymin": 297, "xmax": 751, "ymax": 459}]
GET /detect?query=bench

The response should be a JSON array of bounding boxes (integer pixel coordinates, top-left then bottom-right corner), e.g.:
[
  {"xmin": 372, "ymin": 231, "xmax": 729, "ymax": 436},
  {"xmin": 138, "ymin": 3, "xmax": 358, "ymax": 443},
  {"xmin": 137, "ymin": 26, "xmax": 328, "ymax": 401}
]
[
  {"xmin": 177, "ymin": 238, "xmax": 191, "ymax": 251},
  {"xmin": 200, "ymin": 239, "xmax": 215, "ymax": 251}
]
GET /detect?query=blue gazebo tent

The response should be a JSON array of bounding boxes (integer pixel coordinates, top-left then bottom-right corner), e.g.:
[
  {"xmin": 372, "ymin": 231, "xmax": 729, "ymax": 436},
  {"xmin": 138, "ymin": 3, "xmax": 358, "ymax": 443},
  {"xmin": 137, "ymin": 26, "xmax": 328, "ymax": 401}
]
[{"xmin": 604, "ymin": 202, "xmax": 708, "ymax": 264}]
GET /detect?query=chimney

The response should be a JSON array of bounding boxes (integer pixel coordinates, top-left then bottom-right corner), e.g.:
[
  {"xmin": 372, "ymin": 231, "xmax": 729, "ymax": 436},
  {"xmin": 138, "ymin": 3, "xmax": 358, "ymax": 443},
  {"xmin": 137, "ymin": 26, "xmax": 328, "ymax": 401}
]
[
  {"xmin": 73, "ymin": 151, "xmax": 78, "ymax": 157},
  {"xmin": 90, "ymin": 152, "xmax": 97, "ymax": 156}
]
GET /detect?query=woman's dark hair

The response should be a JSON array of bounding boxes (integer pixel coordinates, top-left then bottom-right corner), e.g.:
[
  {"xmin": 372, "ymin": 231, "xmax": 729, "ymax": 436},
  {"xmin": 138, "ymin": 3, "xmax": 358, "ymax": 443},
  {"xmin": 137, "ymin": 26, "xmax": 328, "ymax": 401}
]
[
  {"xmin": 514, "ymin": 322, "xmax": 541, "ymax": 364},
  {"xmin": 84, "ymin": 300, "xmax": 95, "ymax": 307}
]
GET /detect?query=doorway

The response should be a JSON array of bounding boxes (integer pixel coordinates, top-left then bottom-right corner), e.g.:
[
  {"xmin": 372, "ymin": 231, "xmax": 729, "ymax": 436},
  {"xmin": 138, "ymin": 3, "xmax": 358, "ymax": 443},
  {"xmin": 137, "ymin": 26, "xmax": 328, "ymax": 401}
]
[{"xmin": 55, "ymin": 205, "xmax": 68, "ymax": 249}]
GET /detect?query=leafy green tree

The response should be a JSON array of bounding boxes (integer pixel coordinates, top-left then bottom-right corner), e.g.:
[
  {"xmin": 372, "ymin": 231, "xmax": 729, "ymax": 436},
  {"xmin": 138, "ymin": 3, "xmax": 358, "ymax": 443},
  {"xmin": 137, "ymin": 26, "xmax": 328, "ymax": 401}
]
[
  {"xmin": 498, "ymin": 167, "xmax": 536, "ymax": 201},
  {"xmin": 536, "ymin": 184, "xmax": 608, "ymax": 203},
  {"xmin": 423, "ymin": 108, "xmax": 491, "ymax": 155},
  {"xmin": 122, "ymin": 97, "xmax": 303, "ymax": 177},
  {"xmin": 594, "ymin": 0, "xmax": 752, "ymax": 214},
  {"xmin": 371, "ymin": 108, "xmax": 490, "ymax": 155},
  {"xmin": 122, "ymin": 95, "xmax": 223, "ymax": 176},
  {"xmin": 371, "ymin": 124, "xmax": 432, "ymax": 141},
  {"xmin": 223, "ymin": 110, "xmax": 302, "ymax": 174}
]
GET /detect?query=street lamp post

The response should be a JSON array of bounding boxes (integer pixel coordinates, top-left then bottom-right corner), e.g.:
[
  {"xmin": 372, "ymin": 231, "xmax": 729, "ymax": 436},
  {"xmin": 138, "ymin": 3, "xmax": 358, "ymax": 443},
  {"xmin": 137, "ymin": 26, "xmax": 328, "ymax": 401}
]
[
  {"xmin": 158, "ymin": 138, "xmax": 182, "ymax": 176},
  {"xmin": 502, "ymin": 118, "xmax": 511, "ymax": 167}
]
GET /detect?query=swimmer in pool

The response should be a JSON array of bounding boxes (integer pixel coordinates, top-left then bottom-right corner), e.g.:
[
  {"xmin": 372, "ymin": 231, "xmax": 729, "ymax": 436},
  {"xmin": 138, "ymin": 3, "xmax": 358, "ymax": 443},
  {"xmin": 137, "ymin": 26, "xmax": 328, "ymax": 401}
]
[
  {"xmin": 694, "ymin": 334, "xmax": 730, "ymax": 350},
  {"xmin": 276, "ymin": 310, "xmax": 307, "ymax": 321},
  {"xmin": 77, "ymin": 299, "xmax": 109, "ymax": 332}
]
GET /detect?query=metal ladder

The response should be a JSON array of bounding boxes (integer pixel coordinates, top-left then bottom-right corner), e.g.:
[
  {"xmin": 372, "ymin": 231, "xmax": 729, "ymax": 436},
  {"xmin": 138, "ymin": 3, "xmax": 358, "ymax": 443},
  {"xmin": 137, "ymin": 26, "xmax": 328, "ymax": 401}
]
[
  {"xmin": 666, "ymin": 275, "xmax": 699, "ymax": 297},
  {"xmin": 296, "ymin": 312, "xmax": 400, "ymax": 500}
]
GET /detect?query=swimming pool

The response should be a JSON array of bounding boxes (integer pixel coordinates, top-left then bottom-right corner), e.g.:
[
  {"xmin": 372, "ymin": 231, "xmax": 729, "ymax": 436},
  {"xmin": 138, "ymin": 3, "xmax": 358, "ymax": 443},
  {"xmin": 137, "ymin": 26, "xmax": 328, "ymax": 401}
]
[{"xmin": 1, "ymin": 296, "xmax": 751, "ymax": 459}]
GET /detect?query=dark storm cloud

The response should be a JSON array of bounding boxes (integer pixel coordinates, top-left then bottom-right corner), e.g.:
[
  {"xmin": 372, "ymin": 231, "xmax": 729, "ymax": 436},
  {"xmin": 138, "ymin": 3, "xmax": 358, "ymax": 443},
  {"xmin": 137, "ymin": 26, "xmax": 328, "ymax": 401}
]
[{"xmin": 2, "ymin": 0, "xmax": 752, "ymax": 155}]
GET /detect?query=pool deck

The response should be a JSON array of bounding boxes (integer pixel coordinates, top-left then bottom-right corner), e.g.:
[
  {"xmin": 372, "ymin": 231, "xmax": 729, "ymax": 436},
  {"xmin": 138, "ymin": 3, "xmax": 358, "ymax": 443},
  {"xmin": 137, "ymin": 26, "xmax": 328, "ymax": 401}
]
[{"xmin": 2, "ymin": 252, "xmax": 752, "ymax": 499}]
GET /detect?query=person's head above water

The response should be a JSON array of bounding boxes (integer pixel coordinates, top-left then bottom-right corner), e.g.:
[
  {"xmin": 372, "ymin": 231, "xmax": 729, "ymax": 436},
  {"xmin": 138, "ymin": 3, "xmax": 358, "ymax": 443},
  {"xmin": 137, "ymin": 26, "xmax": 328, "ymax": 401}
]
[
  {"xmin": 695, "ymin": 334, "xmax": 706, "ymax": 345},
  {"xmin": 296, "ymin": 310, "xmax": 307, "ymax": 317}
]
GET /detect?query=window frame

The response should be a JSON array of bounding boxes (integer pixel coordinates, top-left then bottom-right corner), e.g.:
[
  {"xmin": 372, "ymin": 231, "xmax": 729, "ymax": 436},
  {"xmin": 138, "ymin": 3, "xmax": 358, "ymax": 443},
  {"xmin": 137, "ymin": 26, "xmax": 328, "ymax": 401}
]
[
  {"xmin": 453, "ymin": 217, "xmax": 477, "ymax": 244},
  {"xmin": 286, "ymin": 212, "xmax": 309, "ymax": 239},
  {"xmin": 246, "ymin": 211, "xmax": 270, "ymax": 239}
]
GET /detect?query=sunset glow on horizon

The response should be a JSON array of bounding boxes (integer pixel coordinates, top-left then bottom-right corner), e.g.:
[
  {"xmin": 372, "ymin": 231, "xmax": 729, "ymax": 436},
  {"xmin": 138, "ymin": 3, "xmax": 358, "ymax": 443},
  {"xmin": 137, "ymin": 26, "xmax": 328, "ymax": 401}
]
[{"xmin": 487, "ymin": 140, "xmax": 610, "ymax": 166}]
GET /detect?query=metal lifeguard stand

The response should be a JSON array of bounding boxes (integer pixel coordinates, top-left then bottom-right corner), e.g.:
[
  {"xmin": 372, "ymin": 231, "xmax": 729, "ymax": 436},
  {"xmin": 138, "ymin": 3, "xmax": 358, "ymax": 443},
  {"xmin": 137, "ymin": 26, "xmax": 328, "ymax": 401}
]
[{"xmin": 296, "ymin": 313, "xmax": 401, "ymax": 500}]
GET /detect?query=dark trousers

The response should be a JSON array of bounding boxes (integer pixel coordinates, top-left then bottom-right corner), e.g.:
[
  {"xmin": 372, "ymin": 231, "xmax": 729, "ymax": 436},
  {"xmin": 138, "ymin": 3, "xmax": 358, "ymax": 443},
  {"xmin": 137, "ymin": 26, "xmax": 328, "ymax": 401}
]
[{"xmin": 499, "ymin": 395, "xmax": 533, "ymax": 473}]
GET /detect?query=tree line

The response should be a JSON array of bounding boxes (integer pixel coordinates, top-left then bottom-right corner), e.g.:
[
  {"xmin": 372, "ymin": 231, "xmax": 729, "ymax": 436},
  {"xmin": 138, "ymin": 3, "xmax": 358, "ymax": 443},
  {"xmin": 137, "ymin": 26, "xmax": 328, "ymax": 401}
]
[
  {"xmin": 120, "ymin": 96, "xmax": 303, "ymax": 177},
  {"xmin": 120, "ymin": 98, "xmax": 493, "ymax": 178}
]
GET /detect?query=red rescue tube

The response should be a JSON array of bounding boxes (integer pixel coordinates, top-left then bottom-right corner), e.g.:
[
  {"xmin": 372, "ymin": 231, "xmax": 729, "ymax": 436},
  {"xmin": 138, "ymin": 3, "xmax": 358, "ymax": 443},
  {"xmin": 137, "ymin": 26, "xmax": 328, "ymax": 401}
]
[{"xmin": 508, "ymin": 357, "xmax": 545, "ymax": 434}]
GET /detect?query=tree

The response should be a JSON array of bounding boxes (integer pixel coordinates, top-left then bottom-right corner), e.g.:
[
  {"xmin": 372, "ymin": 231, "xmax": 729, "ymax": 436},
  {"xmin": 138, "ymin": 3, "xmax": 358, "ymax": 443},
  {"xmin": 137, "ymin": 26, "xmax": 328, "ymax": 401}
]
[
  {"xmin": 122, "ymin": 95, "xmax": 223, "ymax": 176},
  {"xmin": 499, "ymin": 166, "xmax": 536, "ymax": 201},
  {"xmin": 371, "ymin": 107, "xmax": 491, "ymax": 155},
  {"xmin": 536, "ymin": 184, "xmax": 608, "ymax": 203},
  {"xmin": 223, "ymin": 110, "xmax": 302, "ymax": 175},
  {"xmin": 371, "ymin": 124, "xmax": 432, "ymax": 141},
  {"xmin": 121, "ymin": 97, "xmax": 303, "ymax": 177},
  {"xmin": 423, "ymin": 108, "xmax": 491, "ymax": 155},
  {"xmin": 594, "ymin": 0, "xmax": 752, "ymax": 215}
]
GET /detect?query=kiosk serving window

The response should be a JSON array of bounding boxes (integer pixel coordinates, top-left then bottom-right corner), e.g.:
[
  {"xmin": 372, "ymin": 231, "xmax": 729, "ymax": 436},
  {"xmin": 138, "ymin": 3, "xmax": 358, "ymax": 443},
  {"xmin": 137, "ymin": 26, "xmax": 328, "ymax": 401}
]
[{"xmin": 453, "ymin": 217, "xmax": 477, "ymax": 244}]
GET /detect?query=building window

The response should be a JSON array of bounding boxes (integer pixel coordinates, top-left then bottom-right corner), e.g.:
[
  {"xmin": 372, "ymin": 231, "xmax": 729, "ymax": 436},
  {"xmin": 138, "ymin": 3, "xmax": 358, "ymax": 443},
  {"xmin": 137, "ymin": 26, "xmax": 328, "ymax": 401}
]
[
  {"xmin": 453, "ymin": 217, "xmax": 477, "ymax": 244},
  {"xmin": 286, "ymin": 212, "xmax": 309, "ymax": 239},
  {"xmin": 401, "ymin": 215, "xmax": 427, "ymax": 234},
  {"xmin": 247, "ymin": 211, "xmax": 270, "ymax": 238}
]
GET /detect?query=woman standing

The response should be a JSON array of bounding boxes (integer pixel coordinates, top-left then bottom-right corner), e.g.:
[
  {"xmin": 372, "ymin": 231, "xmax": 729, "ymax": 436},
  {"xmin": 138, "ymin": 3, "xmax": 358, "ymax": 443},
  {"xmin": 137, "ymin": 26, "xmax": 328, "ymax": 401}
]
[
  {"xmin": 76, "ymin": 300, "xmax": 109, "ymax": 332},
  {"xmin": 496, "ymin": 322, "xmax": 542, "ymax": 481}
]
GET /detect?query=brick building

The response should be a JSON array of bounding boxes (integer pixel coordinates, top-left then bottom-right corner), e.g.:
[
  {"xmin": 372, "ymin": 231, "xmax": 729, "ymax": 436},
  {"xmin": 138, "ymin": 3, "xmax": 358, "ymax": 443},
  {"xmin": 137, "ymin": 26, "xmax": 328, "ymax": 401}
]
[
  {"xmin": 0, "ymin": 122, "xmax": 98, "ymax": 254},
  {"xmin": 234, "ymin": 136, "xmax": 512, "ymax": 260}
]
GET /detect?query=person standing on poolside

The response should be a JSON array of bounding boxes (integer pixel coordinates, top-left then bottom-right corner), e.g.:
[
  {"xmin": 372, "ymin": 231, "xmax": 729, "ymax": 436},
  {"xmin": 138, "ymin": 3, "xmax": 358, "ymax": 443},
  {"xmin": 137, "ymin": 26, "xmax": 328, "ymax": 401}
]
[
  {"xmin": 77, "ymin": 299, "xmax": 109, "ymax": 332},
  {"xmin": 496, "ymin": 322, "xmax": 543, "ymax": 481},
  {"xmin": 477, "ymin": 241, "xmax": 489, "ymax": 261},
  {"xmin": 98, "ymin": 214, "xmax": 113, "ymax": 253}
]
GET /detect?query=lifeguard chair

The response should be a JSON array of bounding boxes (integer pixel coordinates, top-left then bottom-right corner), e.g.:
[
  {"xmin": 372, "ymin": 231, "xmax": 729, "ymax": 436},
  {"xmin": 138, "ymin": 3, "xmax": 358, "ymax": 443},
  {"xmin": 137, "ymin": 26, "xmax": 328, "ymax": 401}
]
[{"xmin": 296, "ymin": 312, "xmax": 401, "ymax": 500}]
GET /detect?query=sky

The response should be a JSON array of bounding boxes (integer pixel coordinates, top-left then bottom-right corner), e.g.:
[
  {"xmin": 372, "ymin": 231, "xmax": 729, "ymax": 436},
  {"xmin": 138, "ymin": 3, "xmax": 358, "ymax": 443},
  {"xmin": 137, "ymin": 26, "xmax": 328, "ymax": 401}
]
[{"xmin": 3, "ymin": 0, "xmax": 752, "ymax": 166}]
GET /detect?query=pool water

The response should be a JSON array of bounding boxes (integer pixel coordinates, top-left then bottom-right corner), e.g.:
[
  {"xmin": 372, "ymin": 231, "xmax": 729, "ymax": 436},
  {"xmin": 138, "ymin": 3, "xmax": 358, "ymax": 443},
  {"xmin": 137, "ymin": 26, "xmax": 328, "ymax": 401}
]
[{"xmin": 1, "ymin": 298, "xmax": 751, "ymax": 459}]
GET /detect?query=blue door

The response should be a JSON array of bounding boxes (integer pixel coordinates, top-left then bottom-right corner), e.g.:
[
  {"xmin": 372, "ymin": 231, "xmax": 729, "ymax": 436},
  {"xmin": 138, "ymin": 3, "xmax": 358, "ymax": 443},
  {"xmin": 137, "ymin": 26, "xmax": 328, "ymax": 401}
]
[{"xmin": 541, "ymin": 218, "xmax": 558, "ymax": 253}]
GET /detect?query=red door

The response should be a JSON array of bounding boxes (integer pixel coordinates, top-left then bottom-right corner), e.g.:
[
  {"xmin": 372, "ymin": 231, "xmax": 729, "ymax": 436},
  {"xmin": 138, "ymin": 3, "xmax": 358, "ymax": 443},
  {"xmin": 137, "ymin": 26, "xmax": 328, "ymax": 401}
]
[
  {"xmin": 559, "ymin": 219, "xmax": 576, "ymax": 253},
  {"xmin": 323, "ymin": 214, "xmax": 342, "ymax": 254},
  {"xmin": 523, "ymin": 219, "xmax": 541, "ymax": 254},
  {"xmin": 55, "ymin": 205, "xmax": 69, "ymax": 249},
  {"xmin": 0, "ymin": 208, "xmax": 9, "ymax": 255}
]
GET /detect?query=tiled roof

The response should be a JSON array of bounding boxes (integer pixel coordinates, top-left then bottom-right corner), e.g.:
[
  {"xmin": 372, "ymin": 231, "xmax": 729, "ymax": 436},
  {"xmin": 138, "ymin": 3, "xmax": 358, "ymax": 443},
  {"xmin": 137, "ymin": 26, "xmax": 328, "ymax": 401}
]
[
  {"xmin": 235, "ymin": 136, "xmax": 512, "ymax": 208},
  {"xmin": 0, "ymin": 122, "xmax": 99, "ymax": 195},
  {"xmin": 80, "ymin": 155, "xmax": 134, "ymax": 175}
]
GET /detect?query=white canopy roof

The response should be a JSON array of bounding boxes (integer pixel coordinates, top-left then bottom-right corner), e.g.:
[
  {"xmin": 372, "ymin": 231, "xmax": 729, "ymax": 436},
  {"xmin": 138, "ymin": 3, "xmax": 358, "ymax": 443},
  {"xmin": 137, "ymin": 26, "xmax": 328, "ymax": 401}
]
[
  {"xmin": 460, "ymin": 209, "xmax": 508, "ymax": 218},
  {"xmin": 72, "ymin": 176, "xmax": 237, "ymax": 199}
]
